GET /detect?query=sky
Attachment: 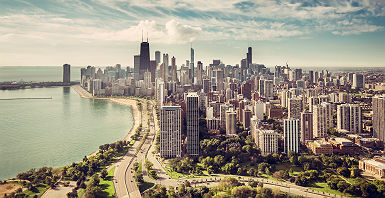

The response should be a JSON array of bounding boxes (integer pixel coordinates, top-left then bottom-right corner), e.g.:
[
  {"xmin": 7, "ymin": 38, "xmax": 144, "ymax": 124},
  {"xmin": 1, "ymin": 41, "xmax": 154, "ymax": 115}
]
[{"xmin": 0, "ymin": 0, "xmax": 385, "ymax": 67}]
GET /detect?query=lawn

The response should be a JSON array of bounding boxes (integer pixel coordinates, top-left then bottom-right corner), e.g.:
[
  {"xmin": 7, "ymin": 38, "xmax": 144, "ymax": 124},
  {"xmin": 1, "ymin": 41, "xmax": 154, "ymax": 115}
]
[
  {"xmin": 275, "ymin": 163, "xmax": 303, "ymax": 177},
  {"xmin": 22, "ymin": 183, "xmax": 49, "ymax": 198},
  {"xmin": 308, "ymin": 182, "xmax": 359, "ymax": 198},
  {"xmin": 99, "ymin": 167, "xmax": 116, "ymax": 198}
]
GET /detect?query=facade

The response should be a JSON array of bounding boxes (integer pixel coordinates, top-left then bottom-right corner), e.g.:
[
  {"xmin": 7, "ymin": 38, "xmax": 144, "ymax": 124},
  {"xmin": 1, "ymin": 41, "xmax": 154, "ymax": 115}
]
[
  {"xmin": 139, "ymin": 41, "xmax": 150, "ymax": 80},
  {"xmin": 337, "ymin": 104, "xmax": 361, "ymax": 133},
  {"xmin": 225, "ymin": 108, "xmax": 237, "ymax": 136},
  {"xmin": 288, "ymin": 97, "xmax": 302, "ymax": 119},
  {"xmin": 134, "ymin": 55, "xmax": 140, "ymax": 81},
  {"xmin": 186, "ymin": 92, "xmax": 199, "ymax": 156},
  {"xmin": 63, "ymin": 64, "xmax": 70, "ymax": 83},
  {"xmin": 328, "ymin": 137, "xmax": 360, "ymax": 155},
  {"xmin": 284, "ymin": 119, "xmax": 300, "ymax": 154},
  {"xmin": 359, "ymin": 157, "xmax": 385, "ymax": 178},
  {"xmin": 373, "ymin": 96, "xmax": 385, "ymax": 144},
  {"xmin": 160, "ymin": 106, "xmax": 182, "ymax": 158},
  {"xmin": 259, "ymin": 130, "xmax": 279, "ymax": 156},
  {"xmin": 307, "ymin": 140, "xmax": 333, "ymax": 155},
  {"xmin": 352, "ymin": 73, "xmax": 364, "ymax": 89},
  {"xmin": 313, "ymin": 102, "xmax": 333, "ymax": 138},
  {"xmin": 300, "ymin": 111, "xmax": 313, "ymax": 143}
]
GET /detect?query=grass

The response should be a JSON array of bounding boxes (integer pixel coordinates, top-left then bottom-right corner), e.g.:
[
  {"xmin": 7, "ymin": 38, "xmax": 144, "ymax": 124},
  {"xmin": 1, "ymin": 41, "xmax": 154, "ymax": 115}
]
[
  {"xmin": 275, "ymin": 163, "xmax": 303, "ymax": 177},
  {"xmin": 99, "ymin": 167, "xmax": 116, "ymax": 198},
  {"xmin": 308, "ymin": 182, "xmax": 359, "ymax": 198},
  {"xmin": 22, "ymin": 183, "xmax": 49, "ymax": 198}
]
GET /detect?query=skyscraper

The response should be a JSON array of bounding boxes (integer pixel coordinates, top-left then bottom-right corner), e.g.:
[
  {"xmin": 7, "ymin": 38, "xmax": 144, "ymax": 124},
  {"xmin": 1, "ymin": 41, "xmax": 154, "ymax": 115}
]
[
  {"xmin": 313, "ymin": 102, "xmax": 333, "ymax": 138},
  {"xmin": 155, "ymin": 51, "xmax": 161, "ymax": 65},
  {"xmin": 139, "ymin": 38, "xmax": 150, "ymax": 80},
  {"xmin": 373, "ymin": 96, "xmax": 385, "ymax": 143},
  {"xmin": 226, "ymin": 108, "xmax": 237, "ymax": 136},
  {"xmin": 352, "ymin": 73, "xmax": 364, "ymax": 89},
  {"xmin": 196, "ymin": 61, "xmax": 203, "ymax": 85},
  {"xmin": 134, "ymin": 55, "xmax": 140, "ymax": 81},
  {"xmin": 162, "ymin": 53, "xmax": 169, "ymax": 82},
  {"xmin": 337, "ymin": 104, "xmax": 362, "ymax": 133},
  {"xmin": 186, "ymin": 92, "xmax": 199, "ymax": 156},
  {"xmin": 160, "ymin": 106, "xmax": 182, "ymax": 158},
  {"xmin": 190, "ymin": 47, "xmax": 195, "ymax": 84},
  {"xmin": 171, "ymin": 56, "xmax": 177, "ymax": 82},
  {"xmin": 288, "ymin": 97, "xmax": 303, "ymax": 119},
  {"xmin": 63, "ymin": 64, "xmax": 70, "ymax": 83},
  {"xmin": 284, "ymin": 119, "xmax": 300, "ymax": 154},
  {"xmin": 247, "ymin": 46, "xmax": 252, "ymax": 68},
  {"xmin": 301, "ymin": 111, "xmax": 313, "ymax": 143}
]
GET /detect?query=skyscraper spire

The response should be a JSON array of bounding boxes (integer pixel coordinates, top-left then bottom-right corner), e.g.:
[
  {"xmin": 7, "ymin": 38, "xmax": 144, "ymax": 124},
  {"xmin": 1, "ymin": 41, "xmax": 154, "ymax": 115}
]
[
  {"xmin": 142, "ymin": 29, "xmax": 143, "ymax": 42},
  {"xmin": 147, "ymin": 32, "xmax": 148, "ymax": 42}
]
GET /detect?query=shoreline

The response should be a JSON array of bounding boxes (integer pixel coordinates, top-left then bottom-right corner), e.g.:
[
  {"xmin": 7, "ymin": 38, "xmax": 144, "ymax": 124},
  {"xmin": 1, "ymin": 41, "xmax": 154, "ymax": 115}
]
[{"xmin": 71, "ymin": 85, "xmax": 141, "ymax": 155}]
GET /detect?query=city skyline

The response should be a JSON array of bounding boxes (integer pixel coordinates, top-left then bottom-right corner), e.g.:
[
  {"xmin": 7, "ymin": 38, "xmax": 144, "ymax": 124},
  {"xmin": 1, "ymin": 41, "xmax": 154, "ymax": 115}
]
[{"xmin": 1, "ymin": 0, "xmax": 385, "ymax": 67}]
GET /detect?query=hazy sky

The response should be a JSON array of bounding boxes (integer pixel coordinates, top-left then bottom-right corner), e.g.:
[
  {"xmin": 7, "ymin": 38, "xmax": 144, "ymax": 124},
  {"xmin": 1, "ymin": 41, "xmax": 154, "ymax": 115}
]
[{"xmin": 1, "ymin": 0, "xmax": 385, "ymax": 67}]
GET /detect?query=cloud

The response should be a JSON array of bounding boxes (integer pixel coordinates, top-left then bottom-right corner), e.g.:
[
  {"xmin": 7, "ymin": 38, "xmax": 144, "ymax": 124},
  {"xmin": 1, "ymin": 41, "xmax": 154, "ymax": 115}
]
[{"xmin": 88, "ymin": 19, "xmax": 201, "ymax": 44}]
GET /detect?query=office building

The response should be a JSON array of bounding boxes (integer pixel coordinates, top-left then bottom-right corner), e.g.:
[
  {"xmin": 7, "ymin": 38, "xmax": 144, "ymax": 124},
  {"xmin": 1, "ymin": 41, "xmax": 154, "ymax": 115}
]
[
  {"xmin": 337, "ymin": 104, "xmax": 362, "ymax": 133},
  {"xmin": 190, "ymin": 47, "xmax": 194, "ymax": 84},
  {"xmin": 134, "ymin": 55, "xmax": 140, "ymax": 81},
  {"xmin": 155, "ymin": 51, "xmax": 161, "ymax": 65},
  {"xmin": 160, "ymin": 106, "xmax": 182, "ymax": 158},
  {"xmin": 284, "ymin": 119, "xmax": 300, "ymax": 154},
  {"xmin": 139, "ymin": 39, "xmax": 150, "ymax": 80},
  {"xmin": 63, "ymin": 64, "xmax": 70, "ymax": 83},
  {"xmin": 186, "ymin": 92, "xmax": 199, "ymax": 156}
]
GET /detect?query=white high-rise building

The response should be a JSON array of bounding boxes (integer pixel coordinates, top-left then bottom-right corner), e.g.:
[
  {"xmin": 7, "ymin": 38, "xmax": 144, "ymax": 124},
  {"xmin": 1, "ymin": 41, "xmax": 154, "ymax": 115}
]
[
  {"xmin": 352, "ymin": 73, "xmax": 364, "ymax": 89},
  {"xmin": 337, "ymin": 104, "xmax": 362, "ymax": 133},
  {"xmin": 284, "ymin": 119, "xmax": 300, "ymax": 154},
  {"xmin": 186, "ymin": 92, "xmax": 199, "ymax": 156},
  {"xmin": 225, "ymin": 108, "xmax": 237, "ymax": 136},
  {"xmin": 258, "ymin": 130, "xmax": 279, "ymax": 156},
  {"xmin": 160, "ymin": 106, "xmax": 182, "ymax": 158},
  {"xmin": 156, "ymin": 79, "xmax": 165, "ymax": 107},
  {"xmin": 373, "ymin": 96, "xmax": 385, "ymax": 143},
  {"xmin": 313, "ymin": 102, "xmax": 333, "ymax": 138}
]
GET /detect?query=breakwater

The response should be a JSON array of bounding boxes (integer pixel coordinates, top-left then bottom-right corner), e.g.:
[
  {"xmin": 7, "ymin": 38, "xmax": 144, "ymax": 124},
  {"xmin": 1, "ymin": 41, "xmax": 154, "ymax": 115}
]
[{"xmin": 0, "ymin": 81, "xmax": 79, "ymax": 90}]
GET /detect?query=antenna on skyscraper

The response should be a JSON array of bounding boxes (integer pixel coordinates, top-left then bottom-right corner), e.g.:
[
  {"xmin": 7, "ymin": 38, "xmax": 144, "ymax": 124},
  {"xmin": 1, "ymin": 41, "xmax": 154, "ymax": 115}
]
[
  {"xmin": 141, "ymin": 29, "xmax": 143, "ymax": 42},
  {"xmin": 147, "ymin": 32, "xmax": 148, "ymax": 42}
]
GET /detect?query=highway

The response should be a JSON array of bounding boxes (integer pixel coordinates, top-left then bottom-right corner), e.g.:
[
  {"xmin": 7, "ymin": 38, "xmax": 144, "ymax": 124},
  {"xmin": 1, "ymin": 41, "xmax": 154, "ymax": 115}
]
[{"xmin": 113, "ymin": 99, "xmax": 342, "ymax": 198}]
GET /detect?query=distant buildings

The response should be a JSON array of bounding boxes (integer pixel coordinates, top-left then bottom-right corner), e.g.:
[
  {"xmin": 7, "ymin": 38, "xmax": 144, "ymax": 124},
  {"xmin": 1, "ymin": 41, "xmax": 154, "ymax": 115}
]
[
  {"xmin": 307, "ymin": 140, "xmax": 333, "ymax": 155},
  {"xmin": 160, "ymin": 106, "xmax": 182, "ymax": 158},
  {"xmin": 373, "ymin": 96, "xmax": 385, "ymax": 144},
  {"xmin": 139, "ymin": 39, "xmax": 150, "ymax": 80},
  {"xmin": 186, "ymin": 92, "xmax": 199, "ymax": 156},
  {"xmin": 63, "ymin": 64, "xmax": 70, "ymax": 83}
]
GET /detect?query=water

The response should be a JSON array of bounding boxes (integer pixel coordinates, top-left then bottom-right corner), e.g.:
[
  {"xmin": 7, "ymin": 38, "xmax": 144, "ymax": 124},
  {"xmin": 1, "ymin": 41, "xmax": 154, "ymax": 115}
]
[
  {"xmin": 0, "ymin": 66, "xmax": 81, "ymax": 82},
  {"xmin": 0, "ymin": 87, "xmax": 133, "ymax": 180}
]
